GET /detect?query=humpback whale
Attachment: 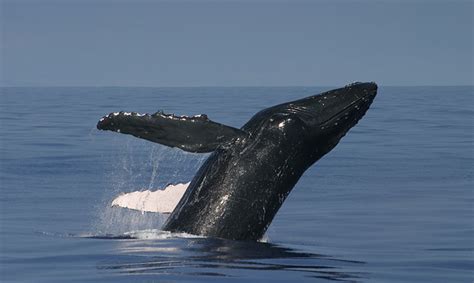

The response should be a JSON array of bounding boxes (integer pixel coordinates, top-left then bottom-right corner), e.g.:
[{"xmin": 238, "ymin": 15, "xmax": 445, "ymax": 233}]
[{"xmin": 97, "ymin": 82, "xmax": 378, "ymax": 241}]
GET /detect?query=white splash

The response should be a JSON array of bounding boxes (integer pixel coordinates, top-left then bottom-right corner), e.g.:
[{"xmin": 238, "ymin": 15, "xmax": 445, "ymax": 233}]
[
  {"xmin": 123, "ymin": 229, "xmax": 203, "ymax": 240},
  {"xmin": 111, "ymin": 182, "xmax": 190, "ymax": 213}
]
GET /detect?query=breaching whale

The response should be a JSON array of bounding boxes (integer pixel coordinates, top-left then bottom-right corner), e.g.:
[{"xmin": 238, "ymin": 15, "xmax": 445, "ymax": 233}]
[{"xmin": 97, "ymin": 82, "xmax": 378, "ymax": 241}]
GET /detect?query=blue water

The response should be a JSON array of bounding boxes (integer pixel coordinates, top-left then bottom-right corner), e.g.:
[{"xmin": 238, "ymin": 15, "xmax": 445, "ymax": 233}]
[{"xmin": 0, "ymin": 86, "xmax": 473, "ymax": 282}]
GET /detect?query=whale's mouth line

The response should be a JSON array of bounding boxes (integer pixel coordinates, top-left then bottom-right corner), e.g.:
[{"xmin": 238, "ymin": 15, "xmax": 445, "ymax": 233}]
[{"xmin": 320, "ymin": 95, "xmax": 369, "ymax": 126}]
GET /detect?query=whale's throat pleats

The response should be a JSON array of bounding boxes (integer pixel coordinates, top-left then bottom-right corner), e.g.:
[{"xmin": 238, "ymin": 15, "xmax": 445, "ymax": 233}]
[{"xmin": 97, "ymin": 111, "xmax": 248, "ymax": 153}]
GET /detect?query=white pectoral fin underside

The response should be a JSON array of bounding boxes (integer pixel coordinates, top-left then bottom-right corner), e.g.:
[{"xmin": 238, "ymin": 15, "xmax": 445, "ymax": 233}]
[{"xmin": 111, "ymin": 182, "xmax": 190, "ymax": 213}]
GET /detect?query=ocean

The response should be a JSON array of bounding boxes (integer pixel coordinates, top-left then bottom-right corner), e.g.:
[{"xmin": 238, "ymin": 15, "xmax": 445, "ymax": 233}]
[{"xmin": 0, "ymin": 86, "xmax": 472, "ymax": 282}]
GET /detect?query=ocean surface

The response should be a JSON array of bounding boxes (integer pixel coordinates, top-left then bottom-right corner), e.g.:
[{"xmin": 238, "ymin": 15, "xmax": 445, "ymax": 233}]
[{"xmin": 0, "ymin": 86, "xmax": 472, "ymax": 282}]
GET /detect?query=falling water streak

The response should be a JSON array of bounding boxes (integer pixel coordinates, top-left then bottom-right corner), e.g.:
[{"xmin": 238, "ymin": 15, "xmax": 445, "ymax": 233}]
[
  {"xmin": 147, "ymin": 146, "xmax": 160, "ymax": 190},
  {"xmin": 87, "ymin": 125, "xmax": 98, "ymax": 142},
  {"xmin": 170, "ymin": 151, "xmax": 183, "ymax": 182}
]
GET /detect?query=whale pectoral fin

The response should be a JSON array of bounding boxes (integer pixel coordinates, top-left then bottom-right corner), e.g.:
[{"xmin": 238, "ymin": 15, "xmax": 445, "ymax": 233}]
[
  {"xmin": 97, "ymin": 111, "xmax": 246, "ymax": 153},
  {"xmin": 111, "ymin": 182, "xmax": 189, "ymax": 213}
]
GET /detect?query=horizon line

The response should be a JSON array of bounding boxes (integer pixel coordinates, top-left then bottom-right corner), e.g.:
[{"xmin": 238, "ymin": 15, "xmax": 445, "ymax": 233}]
[{"xmin": 1, "ymin": 84, "xmax": 473, "ymax": 88}]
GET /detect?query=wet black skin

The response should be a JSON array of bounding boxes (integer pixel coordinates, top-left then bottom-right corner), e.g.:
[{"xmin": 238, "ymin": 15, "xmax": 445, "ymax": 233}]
[{"xmin": 97, "ymin": 82, "xmax": 378, "ymax": 241}]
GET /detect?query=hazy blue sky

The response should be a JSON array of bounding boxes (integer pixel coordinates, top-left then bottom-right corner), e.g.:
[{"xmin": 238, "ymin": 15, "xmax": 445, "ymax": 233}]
[{"xmin": 1, "ymin": 0, "xmax": 472, "ymax": 86}]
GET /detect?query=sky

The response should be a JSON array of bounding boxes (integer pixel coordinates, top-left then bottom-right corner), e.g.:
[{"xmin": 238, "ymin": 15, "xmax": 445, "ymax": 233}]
[{"xmin": 0, "ymin": 0, "xmax": 472, "ymax": 87}]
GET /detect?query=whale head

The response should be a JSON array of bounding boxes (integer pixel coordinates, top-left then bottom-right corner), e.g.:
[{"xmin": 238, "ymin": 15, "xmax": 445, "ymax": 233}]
[
  {"xmin": 246, "ymin": 82, "xmax": 378, "ymax": 163},
  {"xmin": 304, "ymin": 82, "xmax": 378, "ymax": 158}
]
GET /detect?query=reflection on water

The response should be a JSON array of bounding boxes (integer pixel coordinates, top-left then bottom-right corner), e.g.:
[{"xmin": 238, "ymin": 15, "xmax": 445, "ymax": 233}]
[{"xmin": 96, "ymin": 233, "xmax": 365, "ymax": 282}]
